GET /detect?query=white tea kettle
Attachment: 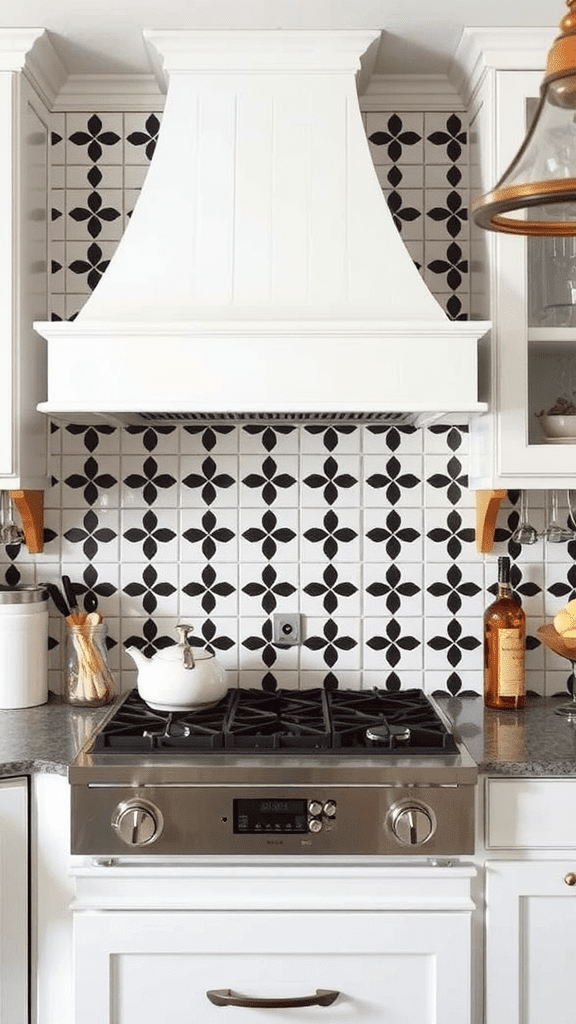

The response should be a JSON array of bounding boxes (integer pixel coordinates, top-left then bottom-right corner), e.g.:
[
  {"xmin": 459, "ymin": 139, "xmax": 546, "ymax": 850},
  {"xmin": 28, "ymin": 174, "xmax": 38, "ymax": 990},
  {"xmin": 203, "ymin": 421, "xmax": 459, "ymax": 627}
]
[{"xmin": 126, "ymin": 624, "xmax": 227, "ymax": 711}]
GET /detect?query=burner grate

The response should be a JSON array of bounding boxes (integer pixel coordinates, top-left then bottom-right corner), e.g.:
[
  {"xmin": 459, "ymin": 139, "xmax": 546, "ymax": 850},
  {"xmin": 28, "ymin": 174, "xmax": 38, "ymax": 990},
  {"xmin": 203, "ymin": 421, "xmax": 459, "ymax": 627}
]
[
  {"xmin": 93, "ymin": 693, "xmax": 230, "ymax": 751},
  {"xmin": 93, "ymin": 687, "xmax": 458, "ymax": 755},
  {"xmin": 224, "ymin": 689, "xmax": 331, "ymax": 750},
  {"xmin": 327, "ymin": 688, "xmax": 457, "ymax": 751}
]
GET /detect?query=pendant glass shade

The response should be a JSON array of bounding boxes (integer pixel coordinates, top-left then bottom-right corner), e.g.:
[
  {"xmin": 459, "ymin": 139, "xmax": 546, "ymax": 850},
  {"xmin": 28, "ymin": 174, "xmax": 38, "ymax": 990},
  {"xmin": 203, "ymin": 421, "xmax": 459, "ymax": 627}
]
[{"xmin": 472, "ymin": 0, "xmax": 576, "ymax": 235}]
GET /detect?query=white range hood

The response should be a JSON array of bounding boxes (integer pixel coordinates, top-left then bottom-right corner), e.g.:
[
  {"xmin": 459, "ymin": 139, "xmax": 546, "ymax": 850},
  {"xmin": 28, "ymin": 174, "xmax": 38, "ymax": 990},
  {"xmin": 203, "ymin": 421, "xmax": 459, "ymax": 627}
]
[{"xmin": 36, "ymin": 30, "xmax": 489, "ymax": 425}]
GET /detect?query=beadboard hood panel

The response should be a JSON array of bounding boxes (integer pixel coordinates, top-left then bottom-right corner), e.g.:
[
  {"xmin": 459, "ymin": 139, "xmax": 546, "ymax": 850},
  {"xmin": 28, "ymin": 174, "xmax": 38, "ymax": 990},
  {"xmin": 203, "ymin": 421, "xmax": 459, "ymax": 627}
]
[{"xmin": 35, "ymin": 30, "xmax": 489, "ymax": 425}]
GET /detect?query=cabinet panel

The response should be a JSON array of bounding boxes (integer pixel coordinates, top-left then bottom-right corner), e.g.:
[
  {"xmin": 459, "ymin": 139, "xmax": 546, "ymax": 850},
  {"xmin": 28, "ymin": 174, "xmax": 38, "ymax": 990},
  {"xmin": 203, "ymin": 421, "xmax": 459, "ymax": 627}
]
[
  {"xmin": 486, "ymin": 859, "xmax": 576, "ymax": 1024},
  {"xmin": 0, "ymin": 59, "xmax": 49, "ymax": 487},
  {"xmin": 486, "ymin": 778, "xmax": 576, "ymax": 849},
  {"xmin": 0, "ymin": 777, "xmax": 28, "ymax": 1023},
  {"xmin": 0, "ymin": 74, "xmax": 14, "ymax": 476},
  {"xmin": 74, "ymin": 910, "xmax": 471, "ymax": 1024}
]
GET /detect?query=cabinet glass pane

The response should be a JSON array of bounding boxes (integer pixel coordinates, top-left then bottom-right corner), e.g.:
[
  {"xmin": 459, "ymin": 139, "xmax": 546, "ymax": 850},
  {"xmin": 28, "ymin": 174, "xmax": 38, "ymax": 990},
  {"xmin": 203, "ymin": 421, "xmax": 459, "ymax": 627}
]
[
  {"xmin": 528, "ymin": 342, "xmax": 576, "ymax": 444},
  {"xmin": 526, "ymin": 96, "xmax": 576, "ymax": 445}
]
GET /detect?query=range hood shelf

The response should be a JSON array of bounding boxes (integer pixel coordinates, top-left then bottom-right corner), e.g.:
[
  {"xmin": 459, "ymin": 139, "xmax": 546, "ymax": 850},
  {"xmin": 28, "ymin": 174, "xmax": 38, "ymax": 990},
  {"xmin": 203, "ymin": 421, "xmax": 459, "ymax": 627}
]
[{"xmin": 35, "ymin": 30, "xmax": 490, "ymax": 423}]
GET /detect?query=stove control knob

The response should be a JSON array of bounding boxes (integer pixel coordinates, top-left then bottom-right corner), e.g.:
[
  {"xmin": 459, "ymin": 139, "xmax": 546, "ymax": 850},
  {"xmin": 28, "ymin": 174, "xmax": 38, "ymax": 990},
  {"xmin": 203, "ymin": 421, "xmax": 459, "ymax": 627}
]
[
  {"xmin": 389, "ymin": 802, "xmax": 435, "ymax": 847},
  {"xmin": 308, "ymin": 817, "xmax": 323, "ymax": 833},
  {"xmin": 112, "ymin": 798, "xmax": 164, "ymax": 847},
  {"xmin": 323, "ymin": 801, "xmax": 337, "ymax": 818},
  {"xmin": 308, "ymin": 800, "xmax": 323, "ymax": 817}
]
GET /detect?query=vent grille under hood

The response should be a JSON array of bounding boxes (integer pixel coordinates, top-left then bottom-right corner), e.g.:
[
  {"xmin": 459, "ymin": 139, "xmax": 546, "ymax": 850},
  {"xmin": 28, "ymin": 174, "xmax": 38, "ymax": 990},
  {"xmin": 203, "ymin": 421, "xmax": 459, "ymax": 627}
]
[{"xmin": 36, "ymin": 30, "xmax": 489, "ymax": 426}]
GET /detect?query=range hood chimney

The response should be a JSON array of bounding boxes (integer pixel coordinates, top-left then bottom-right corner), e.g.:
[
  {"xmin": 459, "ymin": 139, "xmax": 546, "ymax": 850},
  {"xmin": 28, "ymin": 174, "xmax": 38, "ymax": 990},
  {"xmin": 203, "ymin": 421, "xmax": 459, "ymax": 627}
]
[{"xmin": 36, "ymin": 30, "xmax": 489, "ymax": 425}]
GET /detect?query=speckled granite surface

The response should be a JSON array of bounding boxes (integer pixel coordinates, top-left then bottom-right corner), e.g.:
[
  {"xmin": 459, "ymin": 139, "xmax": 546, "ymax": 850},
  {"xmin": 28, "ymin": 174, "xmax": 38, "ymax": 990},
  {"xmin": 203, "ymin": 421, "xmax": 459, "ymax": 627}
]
[
  {"xmin": 0, "ymin": 691, "xmax": 575, "ymax": 779},
  {"xmin": 0, "ymin": 693, "xmax": 113, "ymax": 778},
  {"xmin": 438, "ymin": 693, "xmax": 576, "ymax": 776}
]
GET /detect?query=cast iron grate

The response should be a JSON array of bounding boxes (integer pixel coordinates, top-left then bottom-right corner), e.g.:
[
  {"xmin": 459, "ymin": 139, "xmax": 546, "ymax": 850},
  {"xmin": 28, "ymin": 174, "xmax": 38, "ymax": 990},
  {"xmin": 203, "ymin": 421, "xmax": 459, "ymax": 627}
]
[{"xmin": 93, "ymin": 687, "xmax": 458, "ymax": 755}]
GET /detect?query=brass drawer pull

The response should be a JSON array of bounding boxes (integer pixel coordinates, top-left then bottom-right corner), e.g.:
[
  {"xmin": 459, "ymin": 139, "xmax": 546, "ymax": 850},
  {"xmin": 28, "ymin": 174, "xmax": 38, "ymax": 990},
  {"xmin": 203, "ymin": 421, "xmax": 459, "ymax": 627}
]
[
  {"xmin": 565, "ymin": 872, "xmax": 576, "ymax": 886},
  {"xmin": 206, "ymin": 988, "xmax": 339, "ymax": 1008}
]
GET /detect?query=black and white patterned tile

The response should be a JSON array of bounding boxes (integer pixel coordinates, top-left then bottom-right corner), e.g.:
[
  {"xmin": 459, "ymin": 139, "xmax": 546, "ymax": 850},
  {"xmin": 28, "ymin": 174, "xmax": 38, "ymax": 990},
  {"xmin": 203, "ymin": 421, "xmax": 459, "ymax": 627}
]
[
  {"xmin": 301, "ymin": 507, "xmax": 361, "ymax": 563},
  {"xmin": 33, "ymin": 415, "xmax": 553, "ymax": 696},
  {"xmin": 16, "ymin": 417, "xmax": 563, "ymax": 699}
]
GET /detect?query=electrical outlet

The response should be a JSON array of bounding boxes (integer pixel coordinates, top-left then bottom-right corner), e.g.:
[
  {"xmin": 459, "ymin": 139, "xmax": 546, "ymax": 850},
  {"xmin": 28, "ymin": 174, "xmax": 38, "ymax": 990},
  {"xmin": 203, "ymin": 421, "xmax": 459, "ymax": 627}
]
[{"xmin": 272, "ymin": 612, "xmax": 303, "ymax": 646}]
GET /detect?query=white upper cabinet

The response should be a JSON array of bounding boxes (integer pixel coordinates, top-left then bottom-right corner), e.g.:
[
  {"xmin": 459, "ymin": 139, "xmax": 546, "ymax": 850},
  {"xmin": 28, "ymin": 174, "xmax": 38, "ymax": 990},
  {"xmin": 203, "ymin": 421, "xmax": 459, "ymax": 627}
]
[
  {"xmin": 457, "ymin": 29, "xmax": 576, "ymax": 487},
  {"xmin": 0, "ymin": 30, "xmax": 52, "ymax": 490}
]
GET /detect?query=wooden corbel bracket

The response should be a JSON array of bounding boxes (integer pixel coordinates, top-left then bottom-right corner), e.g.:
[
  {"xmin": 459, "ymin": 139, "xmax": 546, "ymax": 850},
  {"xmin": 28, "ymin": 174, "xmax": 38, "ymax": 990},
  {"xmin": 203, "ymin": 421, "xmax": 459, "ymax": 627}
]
[
  {"xmin": 9, "ymin": 490, "xmax": 44, "ymax": 553},
  {"xmin": 475, "ymin": 489, "xmax": 507, "ymax": 553}
]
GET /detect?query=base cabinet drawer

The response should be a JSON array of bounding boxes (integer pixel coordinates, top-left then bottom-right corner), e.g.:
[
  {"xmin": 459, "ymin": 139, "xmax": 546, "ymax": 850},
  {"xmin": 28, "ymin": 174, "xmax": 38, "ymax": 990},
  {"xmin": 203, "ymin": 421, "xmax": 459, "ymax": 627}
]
[
  {"xmin": 74, "ymin": 910, "xmax": 471, "ymax": 1024},
  {"xmin": 486, "ymin": 778, "xmax": 576, "ymax": 849}
]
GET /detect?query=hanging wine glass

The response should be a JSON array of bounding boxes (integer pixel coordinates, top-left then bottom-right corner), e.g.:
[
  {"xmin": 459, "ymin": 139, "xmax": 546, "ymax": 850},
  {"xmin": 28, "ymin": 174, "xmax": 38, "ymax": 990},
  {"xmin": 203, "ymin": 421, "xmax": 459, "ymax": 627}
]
[
  {"xmin": 511, "ymin": 490, "xmax": 538, "ymax": 545},
  {"xmin": 0, "ymin": 492, "xmax": 24, "ymax": 546},
  {"xmin": 542, "ymin": 490, "xmax": 574, "ymax": 543},
  {"xmin": 567, "ymin": 490, "xmax": 576, "ymax": 533}
]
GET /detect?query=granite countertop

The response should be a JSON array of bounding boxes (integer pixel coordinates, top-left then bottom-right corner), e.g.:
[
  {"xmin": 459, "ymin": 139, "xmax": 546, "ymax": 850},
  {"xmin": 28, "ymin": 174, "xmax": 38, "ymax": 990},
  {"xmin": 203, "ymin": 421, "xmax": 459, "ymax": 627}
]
[
  {"xmin": 0, "ymin": 693, "xmax": 112, "ymax": 778},
  {"xmin": 439, "ymin": 693, "xmax": 576, "ymax": 776},
  {"xmin": 1, "ymin": 691, "xmax": 576, "ymax": 779}
]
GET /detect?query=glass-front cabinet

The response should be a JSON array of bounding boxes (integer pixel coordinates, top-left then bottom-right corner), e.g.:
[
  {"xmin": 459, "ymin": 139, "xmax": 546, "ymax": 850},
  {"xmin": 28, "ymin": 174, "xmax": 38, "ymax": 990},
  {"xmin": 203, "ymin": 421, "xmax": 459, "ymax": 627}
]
[{"xmin": 461, "ymin": 32, "xmax": 576, "ymax": 487}]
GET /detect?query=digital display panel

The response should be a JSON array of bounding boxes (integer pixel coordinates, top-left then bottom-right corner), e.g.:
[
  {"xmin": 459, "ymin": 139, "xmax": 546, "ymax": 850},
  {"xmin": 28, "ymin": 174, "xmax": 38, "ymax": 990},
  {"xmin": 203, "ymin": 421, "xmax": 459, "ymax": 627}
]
[{"xmin": 234, "ymin": 798, "xmax": 308, "ymax": 834}]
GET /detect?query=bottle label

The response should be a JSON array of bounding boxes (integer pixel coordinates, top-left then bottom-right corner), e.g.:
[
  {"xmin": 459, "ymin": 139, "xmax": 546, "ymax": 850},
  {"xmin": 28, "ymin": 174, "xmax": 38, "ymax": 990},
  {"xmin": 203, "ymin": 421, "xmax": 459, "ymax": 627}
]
[{"xmin": 497, "ymin": 629, "xmax": 526, "ymax": 696}]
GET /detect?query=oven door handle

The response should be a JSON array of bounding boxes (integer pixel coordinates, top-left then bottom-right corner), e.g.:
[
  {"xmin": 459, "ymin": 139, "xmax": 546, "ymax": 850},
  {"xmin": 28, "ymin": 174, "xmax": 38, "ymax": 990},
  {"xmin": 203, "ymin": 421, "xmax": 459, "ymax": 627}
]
[{"xmin": 206, "ymin": 988, "xmax": 339, "ymax": 1008}]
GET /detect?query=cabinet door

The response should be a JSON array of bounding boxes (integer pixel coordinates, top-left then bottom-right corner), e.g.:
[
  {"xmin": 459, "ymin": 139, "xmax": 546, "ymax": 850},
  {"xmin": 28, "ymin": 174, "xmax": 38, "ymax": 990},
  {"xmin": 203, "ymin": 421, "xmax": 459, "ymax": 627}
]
[
  {"xmin": 486, "ymin": 859, "xmax": 576, "ymax": 1024},
  {"xmin": 0, "ymin": 777, "xmax": 28, "ymax": 1023},
  {"xmin": 74, "ymin": 909, "xmax": 471, "ymax": 1024},
  {"xmin": 469, "ymin": 65, "xmax": 576, "ymax": 485}
]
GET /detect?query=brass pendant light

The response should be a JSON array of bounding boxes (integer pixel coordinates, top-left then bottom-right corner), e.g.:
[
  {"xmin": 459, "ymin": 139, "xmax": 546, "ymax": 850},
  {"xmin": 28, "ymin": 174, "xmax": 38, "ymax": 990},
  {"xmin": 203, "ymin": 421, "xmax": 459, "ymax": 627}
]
[{"xmin": 472, "ymin": 0, "xmax": 576, "ymax": 235}]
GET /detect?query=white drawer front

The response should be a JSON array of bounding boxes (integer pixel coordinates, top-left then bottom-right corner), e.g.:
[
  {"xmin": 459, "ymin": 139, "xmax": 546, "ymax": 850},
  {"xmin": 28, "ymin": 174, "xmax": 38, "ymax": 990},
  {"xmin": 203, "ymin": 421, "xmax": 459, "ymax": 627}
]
[
  {"xmin": 487, "ymin": 778, "xmax": 576, "ymax": 849},
  {"xmin": 74, "ymin": 910, "xmax": 472, "ymax": 1024}
]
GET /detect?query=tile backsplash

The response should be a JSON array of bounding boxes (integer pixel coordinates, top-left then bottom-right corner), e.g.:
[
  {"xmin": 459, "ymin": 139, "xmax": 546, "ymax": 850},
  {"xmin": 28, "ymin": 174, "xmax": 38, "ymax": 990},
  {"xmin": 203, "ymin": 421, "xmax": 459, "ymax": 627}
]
[{"xmin": 1, "ymin": 104, "xmax": 574, "ymax": 698}]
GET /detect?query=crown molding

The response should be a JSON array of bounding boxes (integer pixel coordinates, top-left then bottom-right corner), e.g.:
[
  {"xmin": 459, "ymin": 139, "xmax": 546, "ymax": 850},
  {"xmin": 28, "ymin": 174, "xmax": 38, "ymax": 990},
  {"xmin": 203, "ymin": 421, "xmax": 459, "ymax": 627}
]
[
  {"xmin": 52, "ymin": 73, "xmax": 165, "ymax": 112},
  {"xmin": 23, "ymin": 31, "xmax": 68, "ymax": 108},
  {"xmin": 0, "ymin": 32, "xmax": 163, "ymax": 113},
  {"xmin": 451, "ymin": 27, "xmax": 555, "ymax": 106},
  {"xmin": 0, "ymin": 28, "xmax": 47, "ymax": 70},
  {"xmin": 0, "ymin": 28, "xmax": 67, "ymax": 108},
  {"xmin": 359, "ymin": 74, "xmax": 464, "ymax": 112}
]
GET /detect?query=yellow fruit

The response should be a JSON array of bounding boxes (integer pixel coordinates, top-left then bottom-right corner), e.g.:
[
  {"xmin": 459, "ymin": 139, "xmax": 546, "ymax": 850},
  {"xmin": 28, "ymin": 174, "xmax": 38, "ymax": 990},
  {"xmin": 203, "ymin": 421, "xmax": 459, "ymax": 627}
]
[{"xmin": 554, "ymin": 600, "xmax": 576, "ymax": 635}]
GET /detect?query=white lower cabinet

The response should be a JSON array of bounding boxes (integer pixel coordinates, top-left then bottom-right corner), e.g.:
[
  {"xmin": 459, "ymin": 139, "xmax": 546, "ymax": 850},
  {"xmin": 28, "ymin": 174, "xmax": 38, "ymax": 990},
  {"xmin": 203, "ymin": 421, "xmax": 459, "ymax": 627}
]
[
  {"xmin": 74, "ymin": 908, "xmax": 470, "ymax": 1023},
  {"xmin": 0, "ymin": 777, "xmax": 28, "ymax": 1024},
  {"xmin": 484, "ymin": 778, "xmax": 576, "ymax": 1024},
  {"xmin": 486, "ymin": 859, "xmax": 576, "ymax": 1024}
]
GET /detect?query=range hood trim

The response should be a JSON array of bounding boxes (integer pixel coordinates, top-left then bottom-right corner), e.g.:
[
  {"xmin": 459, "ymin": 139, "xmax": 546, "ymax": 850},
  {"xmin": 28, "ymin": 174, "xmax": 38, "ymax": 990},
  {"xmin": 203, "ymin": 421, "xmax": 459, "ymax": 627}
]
[
  {"xmin": 35, "ymin": 317, "xmax": 490, "ymax": 423},
  {"xmin": 34, "ymin": 319, "xmax": 491, "ymax": 336},
  {"xmin": 143, "ymin": 28, "xmax": 383, "ymax": 79}
]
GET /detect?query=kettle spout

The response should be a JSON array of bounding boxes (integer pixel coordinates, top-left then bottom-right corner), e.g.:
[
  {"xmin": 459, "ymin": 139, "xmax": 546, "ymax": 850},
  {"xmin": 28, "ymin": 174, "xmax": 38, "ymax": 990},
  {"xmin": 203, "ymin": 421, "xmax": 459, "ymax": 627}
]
[{"xmin": 125, "ymin": 645, "xmax": 148, "ymax": 669}]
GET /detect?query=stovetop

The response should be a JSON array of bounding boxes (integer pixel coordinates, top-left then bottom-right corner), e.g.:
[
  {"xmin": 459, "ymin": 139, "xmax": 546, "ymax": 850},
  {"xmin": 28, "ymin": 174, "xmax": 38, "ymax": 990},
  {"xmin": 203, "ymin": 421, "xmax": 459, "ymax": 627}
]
[
  {"xmin": 70, "ymin": 685, "xmax": 477, "ymax": 856},
  {"xmin": 92, "ymin": 686, "xmax": 458, "ymax": 756}
]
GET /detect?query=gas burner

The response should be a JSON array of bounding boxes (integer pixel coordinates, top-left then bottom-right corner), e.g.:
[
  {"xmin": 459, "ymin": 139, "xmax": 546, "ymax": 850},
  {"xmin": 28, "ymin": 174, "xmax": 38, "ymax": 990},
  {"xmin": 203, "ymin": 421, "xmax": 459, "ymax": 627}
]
[{"xmin": 93, "ymin": 687, "xmax": 458, "ymax": 755}]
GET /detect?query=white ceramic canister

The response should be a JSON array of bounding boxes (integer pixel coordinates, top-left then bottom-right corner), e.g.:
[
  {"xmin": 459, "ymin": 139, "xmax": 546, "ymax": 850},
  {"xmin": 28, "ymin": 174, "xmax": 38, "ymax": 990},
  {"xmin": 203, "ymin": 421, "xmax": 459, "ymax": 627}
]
[{"xmin": 0, "ymin": 586, "xmax": 48, "ymax": 708}]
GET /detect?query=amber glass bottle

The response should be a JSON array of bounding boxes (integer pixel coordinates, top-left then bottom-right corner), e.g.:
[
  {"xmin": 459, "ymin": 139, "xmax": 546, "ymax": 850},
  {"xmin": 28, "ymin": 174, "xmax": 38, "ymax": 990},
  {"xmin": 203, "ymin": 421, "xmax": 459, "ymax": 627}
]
[{"xmin": 484, "ymin": 556, "xmax": 526, "ymax": 709}]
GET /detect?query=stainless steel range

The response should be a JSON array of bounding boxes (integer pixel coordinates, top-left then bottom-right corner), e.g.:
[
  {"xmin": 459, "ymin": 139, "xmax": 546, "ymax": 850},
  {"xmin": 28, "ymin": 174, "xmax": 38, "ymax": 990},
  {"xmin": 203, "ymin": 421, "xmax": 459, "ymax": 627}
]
[{"xmin": 70, "ymin": 685, "xmax": 477, "ymax": 857}]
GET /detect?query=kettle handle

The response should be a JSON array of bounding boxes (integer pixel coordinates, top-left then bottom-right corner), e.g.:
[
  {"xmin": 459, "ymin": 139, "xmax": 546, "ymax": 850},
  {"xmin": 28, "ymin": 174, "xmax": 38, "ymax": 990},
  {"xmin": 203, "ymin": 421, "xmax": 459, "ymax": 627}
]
[{"xmin": 175, "ymin": 624, "xmax": 195, "ymax": 669}]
